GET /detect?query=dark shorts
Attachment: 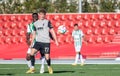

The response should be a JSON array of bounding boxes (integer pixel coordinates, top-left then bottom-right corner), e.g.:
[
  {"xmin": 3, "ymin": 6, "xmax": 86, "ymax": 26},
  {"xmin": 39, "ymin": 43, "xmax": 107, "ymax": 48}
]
[{"xmin": 33, "ymin": 42, "xmax": 50, "ymax": 54}]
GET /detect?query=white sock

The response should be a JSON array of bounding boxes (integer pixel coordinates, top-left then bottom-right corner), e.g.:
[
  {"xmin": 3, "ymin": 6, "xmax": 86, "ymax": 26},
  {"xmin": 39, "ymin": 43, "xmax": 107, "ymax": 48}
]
[
  {"xmin": 41, "ymin": 57, "xmax": 45, "ymax": 69},
  {"xmin": 80, "ymin": 54, "xmax": 84, "ymax": 63},
  {"xmin": 75, "ymin": 53, "xmax": 79, "ymax": 64},
  {"xmin": 48, "ymin": 66, "xmax": 50, "ymax": 68},
  {"xmin": 31, "ymin": 66, "xmax": 34, "ymax": 69},
  {"xmin": 27, "ymin": 60, "xmax": 31, "ymax": 68}
]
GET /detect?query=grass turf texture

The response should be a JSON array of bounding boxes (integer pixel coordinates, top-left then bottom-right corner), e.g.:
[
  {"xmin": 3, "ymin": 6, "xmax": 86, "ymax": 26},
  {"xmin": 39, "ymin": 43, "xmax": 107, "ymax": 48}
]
[{"xmin": 0, "ymin": 64, "xmax": 120, "ymax": 76}]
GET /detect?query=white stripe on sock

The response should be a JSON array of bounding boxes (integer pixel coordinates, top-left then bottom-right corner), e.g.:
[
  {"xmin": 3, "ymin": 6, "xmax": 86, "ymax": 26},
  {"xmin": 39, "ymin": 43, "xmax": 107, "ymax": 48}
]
[
  {"xmin": 75, "ymin": 53, "xmax": 79, "ymax": 64},
  {"xmin": 27, "ymin": 60, "xmax": 31, "ymax": 68}
]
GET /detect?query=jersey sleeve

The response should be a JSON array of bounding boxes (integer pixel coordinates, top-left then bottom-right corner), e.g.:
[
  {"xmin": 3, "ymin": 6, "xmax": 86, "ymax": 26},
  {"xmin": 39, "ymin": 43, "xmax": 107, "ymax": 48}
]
[
  {"xmin": 81, "ymin": 30, "xmax": 84, "ymax": 37},
  {"xmin": 33, "ymin": 23, "xmax": 36, "ymax": 31},
  {"xmin": 27, "ymin": 25, "xmax": 31, "ymax": 33},
  {"xmin": 48, "ymin": 21, "xmax": 53, "ymax": 29},
  {"xmin": 72, "ymin": 31, "xmax": 74, "ymax": 37}
]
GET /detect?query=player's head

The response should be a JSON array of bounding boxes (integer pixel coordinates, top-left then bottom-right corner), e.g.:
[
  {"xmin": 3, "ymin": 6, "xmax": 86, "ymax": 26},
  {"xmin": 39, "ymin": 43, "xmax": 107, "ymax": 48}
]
[
  {"xmin": 74, "ymin": 24, "xmax": 79, "ymax": 30},
  {"xmin": 39, "ymin": 9, "xmax": 46, "ymax": 20},
  {"xmin": 32, "ymin": 13, "xmax": 38, "ymax": 22}
]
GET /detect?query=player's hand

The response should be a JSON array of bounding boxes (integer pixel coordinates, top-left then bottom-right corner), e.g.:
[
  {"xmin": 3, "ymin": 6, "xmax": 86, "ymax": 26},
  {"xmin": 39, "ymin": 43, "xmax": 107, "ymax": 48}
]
[
  {"xmin": 84, "ymin": 40, "xmax": 88, "ymax": 45},
  {"xmin": 29, "ymin": 43, "xmax": 33, "ymax": 48},
  {"xmin": 85, "ymin": 42, "xmax": 88, "ymax": 45},
  {"xmin": 55, "ymin": 41, "xmax": 59, "ymax": 46},
  {"xmin": 26, "ymin": 40, "xmax": 31, "ymax": 46}
]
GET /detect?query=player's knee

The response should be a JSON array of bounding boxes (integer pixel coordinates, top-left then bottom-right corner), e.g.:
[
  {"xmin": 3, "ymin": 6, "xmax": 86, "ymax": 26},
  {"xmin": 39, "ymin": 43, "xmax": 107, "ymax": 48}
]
[
  {"xmin": 41, "ymin": 53, "xmax": 45, "ymax": 58},
  {"xmin": 30, "ymin": 48, "xmax": 36, "ymax": 56},
  {"xmin": 30, "ymin": 51, "xmax": 34, "ymax": 56},
  {"xmin": 31, "ymin": 56, "xmax": 35, "ymax": 62},
  {"xmin": 26, "ymin": 54, "xmax": 31, "ymax": 61},
  {"xmin": 45, "ymin": 56, "xmax": 49, "ymax": 60},
  {"xmin": 45, "ymin": 53, "xmax": 49, "ymax": 57},
  {"xmin": 76, "ymin": 52, "xmax": 80, "ymax": 54},
  {"xmin": 45, "ymin": 55, "xmax": 49, "ymax": 60}
]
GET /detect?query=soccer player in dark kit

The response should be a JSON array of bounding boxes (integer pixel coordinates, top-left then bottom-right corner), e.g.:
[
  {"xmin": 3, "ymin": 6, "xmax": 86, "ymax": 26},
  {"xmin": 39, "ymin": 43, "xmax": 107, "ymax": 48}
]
[{"xmin": 30, "ymin": 9, "xmax": 59, "ymax": 74}]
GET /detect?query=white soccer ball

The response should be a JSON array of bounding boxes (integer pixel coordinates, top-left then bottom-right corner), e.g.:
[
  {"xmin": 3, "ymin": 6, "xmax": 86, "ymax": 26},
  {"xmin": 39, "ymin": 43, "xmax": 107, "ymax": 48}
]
[{"xmin": 58, "ymin": 25, "xmax": 67, "ymax": 34}]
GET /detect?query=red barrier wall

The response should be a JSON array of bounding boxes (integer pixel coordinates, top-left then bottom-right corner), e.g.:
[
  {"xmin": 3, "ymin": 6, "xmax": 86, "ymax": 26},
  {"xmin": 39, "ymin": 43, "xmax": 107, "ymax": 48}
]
[{"xmin": 0, "ymin": 13, "xmax": 120, "ymax": 59}]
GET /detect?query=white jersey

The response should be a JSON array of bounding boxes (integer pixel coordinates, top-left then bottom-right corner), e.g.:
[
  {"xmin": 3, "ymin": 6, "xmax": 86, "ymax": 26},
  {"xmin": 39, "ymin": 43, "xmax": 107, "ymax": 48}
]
[
  {"xmin": 26, "ymin": 22, "xmax": 36, "ymax": 54},
  {"xmin": 27, "ymin": 22, "xmax": 34, "ymax": 33},
  {"xmin": 72, "ymin": 30, "xmax": 84, "ymax": 52},
  {"xmin": 72, "ymin": 30, "xmax": 84, "ymax": 42}
]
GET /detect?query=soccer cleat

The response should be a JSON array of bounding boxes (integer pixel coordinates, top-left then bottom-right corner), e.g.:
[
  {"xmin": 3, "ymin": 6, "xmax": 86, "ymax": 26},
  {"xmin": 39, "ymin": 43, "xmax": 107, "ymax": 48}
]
[
  {"xmin": 48, "ymin": 67, "xmax": 53, "ymax": 74},
  {"xmin": 40, "ymin": 68, "xmax": 44, "ymax": 74},
  {"xmin": 26, "ymin": 68, "xmax": 35, "ymax": 74},
  {"xmin": 80, "ymin": 63, "xmax": 84, "ymax": 66},
  {"xmin": 72, "ymin": 63, "xmax": 77, "ymax": 66}
]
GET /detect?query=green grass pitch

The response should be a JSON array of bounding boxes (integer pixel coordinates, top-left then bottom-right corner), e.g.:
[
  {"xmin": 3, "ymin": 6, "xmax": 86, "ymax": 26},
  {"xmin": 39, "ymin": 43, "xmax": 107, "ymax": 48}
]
[{"xmin": 0, "ymin": 64, "xmax": 120, "ymax": 76}]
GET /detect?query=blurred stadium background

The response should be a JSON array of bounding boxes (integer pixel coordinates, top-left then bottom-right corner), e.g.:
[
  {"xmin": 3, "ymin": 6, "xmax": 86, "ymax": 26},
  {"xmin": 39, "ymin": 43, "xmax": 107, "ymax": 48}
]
[
  {"xmin": 0, "ymin": 0, "xmax": 120, "ymax": 63},
  {"xmin": 0, "ymin": 0, "xmax": 120, "ymax": 76}
]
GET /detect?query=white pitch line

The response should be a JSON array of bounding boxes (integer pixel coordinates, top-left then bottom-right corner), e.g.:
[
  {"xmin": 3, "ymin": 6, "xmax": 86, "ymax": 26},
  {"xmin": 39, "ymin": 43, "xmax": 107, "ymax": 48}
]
[{"xmin": 0, "ymin": 67, "xmax": 120, "ymax": 70}]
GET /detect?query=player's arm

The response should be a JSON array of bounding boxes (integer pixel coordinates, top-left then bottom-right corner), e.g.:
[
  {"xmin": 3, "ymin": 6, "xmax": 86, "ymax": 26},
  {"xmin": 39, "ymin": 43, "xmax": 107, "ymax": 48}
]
[
  {"xmin": 30, "ymin": 25, "xmax": 36, "ymax": 48},
  {"xmin": 50, "ymin": 28, "xmax": 59, "ymax": 45},
  {"xmin": 82, "ymin": 35, "xmax": 85, "ymax": 41},
  {"xmin": 82, "ymin": 35, "xmax": 87, "ymax": 45},
  {"xmin": 48, "ymin": 21, "xmax": 59, "ymax": 46},
  {"xmin": 26, "ymin": 33, "xmax": 31, "ymax": 46},
  {"xmin": 72, "ymin": 31, "xmax": 74, "ymax": 41},
  {"xmin": 81, "ymin": 31, "xmax": 87, "ymax": 44},
  {"xmin": 26, "ymin": 25, "xmax": 31, "ymax": 46},
  {"xmin": 30, "ymin": 31, "xmax": 36, "ymax": 47}
]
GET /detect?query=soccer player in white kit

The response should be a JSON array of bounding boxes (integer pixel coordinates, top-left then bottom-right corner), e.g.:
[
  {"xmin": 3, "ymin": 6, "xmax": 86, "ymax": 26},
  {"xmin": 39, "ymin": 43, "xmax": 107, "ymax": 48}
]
[
  {"xmin": 72, "ymin": 24, "xmax": 85, "ymax": 66},
  {"xmin": 26, "ymin": 13, "xmax": 45, "ymax": 74}
]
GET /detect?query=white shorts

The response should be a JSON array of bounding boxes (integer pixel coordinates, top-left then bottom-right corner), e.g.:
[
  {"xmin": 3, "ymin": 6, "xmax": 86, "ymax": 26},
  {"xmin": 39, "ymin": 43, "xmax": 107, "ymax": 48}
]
[
  {"xmin": 27, "ymin": 48, "xmax": 31, "ymax": 54},
  {"xmin": 27, "ymin": 48, "xmax": 38, "ymax": 56},
  {"xmin": 75, "ymin": 46, "xmax": 82, "ymax": 52},
  {"xmin": 27, "ymin": 42, "xmax": 35, "ymax": 54}
]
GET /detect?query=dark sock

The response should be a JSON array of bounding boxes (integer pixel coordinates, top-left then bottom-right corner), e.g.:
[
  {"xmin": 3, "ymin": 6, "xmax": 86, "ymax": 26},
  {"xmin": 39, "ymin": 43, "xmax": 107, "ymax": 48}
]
[
  {"xmin": 31, "ymin": 56, "xmax": 35, "ymax": 66},
  {"xmin": 46, "ymin": 59, "xmax": 51, "ymax": 66}
]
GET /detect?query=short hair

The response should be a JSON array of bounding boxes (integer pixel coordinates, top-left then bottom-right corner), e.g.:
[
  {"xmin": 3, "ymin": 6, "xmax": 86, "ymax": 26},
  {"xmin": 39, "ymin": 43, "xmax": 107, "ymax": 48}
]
[
  {"xmin": 32, "ymin": 13, "xmax": 38, "ymax": 16},
  {"xmin": 39, "ymin": 9, "xmax": 46, "ymax": 15},
  {"xmin": 74, "ymin": 24, "xmax": 78, "ymax": 27}
]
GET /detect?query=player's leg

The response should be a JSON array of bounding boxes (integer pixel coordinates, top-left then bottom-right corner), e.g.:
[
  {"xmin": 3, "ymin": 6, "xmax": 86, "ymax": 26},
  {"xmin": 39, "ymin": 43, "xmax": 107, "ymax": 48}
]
[
  {"xmin": 30, "ymin": 42, "xmax": 36, "ymax": 70},
  {"xmin": 30, "ymin": 51, "xmax": 35, "ymax": 70},
  {"xmin": 72, "ymin": 42, "xmax": 80, "ymax": 66},
  {"xmin": 26, "ymin": 48, "xmax": 32, "ymax": 68},
  {"xmin": 26, "ymin": 48, "xmax": 37, "ymax": 74},
  {"xmin": 72, "ymin": 51, "xmax": 80, "ymax": 66},
  {"xmin": 79, "ymin": 43, "xmax": 84, "ymax": 66},
  {"xmin": 79, "ymin": 52, "xmax": 84, "ymax": 66},
  {"xmin": 26, "ymin": 42, "xmax": 39, "ymax": 74},
  {"xmin": 45, "ymin": 53, "xmax": 53, "ymax": 74},
  {"xmin": 41, "ymin": 43, "xmax": 53, "ymax": 74},
  {"xmin": 45, "ymin": 54, "xmax": 51, "ymax": 67},
  {"xmin": 39, "ymin": 51, "xmax": 45, "ymax": 74},
  {"xmin": 80, "ymin": 42, "xmax": 85, "ymax": 66}
]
